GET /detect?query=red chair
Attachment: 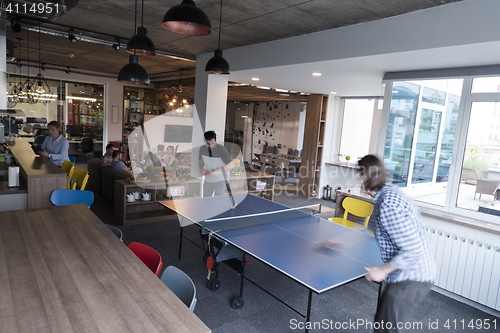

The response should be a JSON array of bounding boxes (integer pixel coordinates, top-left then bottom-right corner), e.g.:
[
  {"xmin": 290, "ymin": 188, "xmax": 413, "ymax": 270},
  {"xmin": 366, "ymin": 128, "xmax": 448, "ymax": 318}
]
[{"xmin": 128, "ymin": 242, "xmax": 163, "ymax": 277}]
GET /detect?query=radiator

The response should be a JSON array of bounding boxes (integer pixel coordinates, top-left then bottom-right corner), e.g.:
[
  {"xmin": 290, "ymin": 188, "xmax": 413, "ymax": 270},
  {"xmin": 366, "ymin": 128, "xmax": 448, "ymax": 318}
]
[{"xmin": 426, "ymin": 227, "xmax": 500, "ymax": 311}]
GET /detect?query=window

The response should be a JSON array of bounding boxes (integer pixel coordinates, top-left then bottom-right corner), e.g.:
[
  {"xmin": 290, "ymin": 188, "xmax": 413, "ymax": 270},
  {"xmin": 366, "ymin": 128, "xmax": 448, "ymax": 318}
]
[
  {"xmin": 383, "ymin": 77, "xmax": 500, "ymax": 222},
  {"xmin": 384, "ymin": 79, "xmax": 463, "ymax": 206},
  {"xmin": 339, "ymin": 98, "xmax": 376, "ymax": 162}
]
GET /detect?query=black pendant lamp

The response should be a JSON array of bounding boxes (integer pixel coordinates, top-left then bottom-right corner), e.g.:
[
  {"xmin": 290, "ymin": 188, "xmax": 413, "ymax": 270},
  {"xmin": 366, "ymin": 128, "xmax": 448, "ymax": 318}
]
[
  {"xmin": 205, "ymin": 0, "xmax": 229, "ymax": 74},
  {"xmin": 118, "ymin": 0, "xmax": 150, "ymax": 85},
  {"xmin": 161, "ymin": 0, "xmax": 212, "ymax": 36},
  {"xmin": 127, "ymin": 0, "xmax": 156, "ymax": 56}
]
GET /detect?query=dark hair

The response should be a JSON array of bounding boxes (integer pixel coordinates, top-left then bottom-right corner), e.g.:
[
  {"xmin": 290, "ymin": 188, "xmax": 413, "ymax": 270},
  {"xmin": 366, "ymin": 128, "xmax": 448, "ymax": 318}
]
[
  {"xmin": 358, "ymin": 154, "xmax": 387, "ymax": 192},
  {"xmin": 112, "ymin": 150, "xmax": 121, "ymax": 159},
  {"xmin": 106, "ymin": 143, "xmax": 115, "ymax": 150},
  {"xmin": 157, "ymin": 144, "xmax": 165, "ymax": 151},
  {"xmin": 47, "ymin": 120, "xmax": 61, "ymax": 129},
  {"xmin": 204, "ymin": 130, "xmax": 216, "ymax": 141},
  {"xmin": 167, "ymin": 145, "xmax": 175, "ymax": 153}
]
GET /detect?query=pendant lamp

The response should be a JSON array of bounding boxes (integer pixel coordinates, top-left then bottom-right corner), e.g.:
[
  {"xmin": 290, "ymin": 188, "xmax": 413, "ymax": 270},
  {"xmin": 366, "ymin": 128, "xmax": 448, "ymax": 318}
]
[
  {"xmin": 205, "ymin": 0, "xmax": 229, "ymax": 74},
  {"xmin": 118, "ymin": 55, "xmax": 150, "ymax": 85},
  {"xmin": 127, "ymin": 0, "xmax": 156, "ymax": 56},
  {"xmin": 161, "ymin": 0, "xmax": 212, "ymax": 36},
  {"xmin": 118, "ymin": 0, "xmax": 150, "ymax": 85}
]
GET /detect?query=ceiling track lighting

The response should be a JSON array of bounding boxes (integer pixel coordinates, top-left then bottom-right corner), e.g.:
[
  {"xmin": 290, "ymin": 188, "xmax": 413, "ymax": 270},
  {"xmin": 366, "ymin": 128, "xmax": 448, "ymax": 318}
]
[
  {"xmin": 127, "ymin": 0, "xmax": 156, "ymax": 56},
  {"xmin": 68, "ymin": 28, "xmax": 77, "ymax": 43},
  {"xmin": 205, "ymin": 0, "xmax": 230, "ymax": 74},
  {"xmin": 112, "ymin": 37, "xmax": 121, "ymax": 51},
  {"xmin": 118, "ymin": 0, "xmax": 150, "ymax": 85},
  {"xmin": 162, "ymin": 0, "xmax": 212, "ymax": 36}
]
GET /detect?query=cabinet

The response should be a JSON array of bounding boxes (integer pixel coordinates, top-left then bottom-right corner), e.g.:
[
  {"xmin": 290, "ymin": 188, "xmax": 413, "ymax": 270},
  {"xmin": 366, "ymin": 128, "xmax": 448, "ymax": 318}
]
[
  {"xmin": 228, "ymin": 172, "xmax": 275, "ymax": 201},
  {"xmin": 114, "ymin": 172, "xmax": 275, "ymax": 225},
  {"xmin": 298, "ymin": 94, "xmax": 328, "ymax": 198},
  {"xmin": 115, "ymin": 178, "xmax": 201, "ymax": 225}
]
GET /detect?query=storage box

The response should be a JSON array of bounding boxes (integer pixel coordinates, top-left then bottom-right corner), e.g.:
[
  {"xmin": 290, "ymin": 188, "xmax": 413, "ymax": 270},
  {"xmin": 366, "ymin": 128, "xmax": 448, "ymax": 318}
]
[{"xmin": 256, "ymin": 181, "xmax": 266, "ymax": 190}]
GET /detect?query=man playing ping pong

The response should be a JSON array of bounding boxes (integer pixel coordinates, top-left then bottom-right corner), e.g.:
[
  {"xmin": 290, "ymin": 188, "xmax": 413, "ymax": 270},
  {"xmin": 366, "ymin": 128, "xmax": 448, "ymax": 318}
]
[
  {"xmin": 359, "ymin": 154, "xmax": 435, "ymax": 333},
  {"xmin": 199, "ymin": 130, "xmax": 238, "ymax": 197}
]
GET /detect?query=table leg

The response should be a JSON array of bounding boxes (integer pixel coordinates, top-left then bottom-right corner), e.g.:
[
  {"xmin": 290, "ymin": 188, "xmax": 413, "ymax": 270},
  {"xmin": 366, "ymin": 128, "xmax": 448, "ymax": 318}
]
[
  {"xmin": 305, "ymin": 289, "xmax": 313, "ymax": 333},
  {"xmin": 178, "ymin": 226, "xmax": 183, "ymax": 260}
]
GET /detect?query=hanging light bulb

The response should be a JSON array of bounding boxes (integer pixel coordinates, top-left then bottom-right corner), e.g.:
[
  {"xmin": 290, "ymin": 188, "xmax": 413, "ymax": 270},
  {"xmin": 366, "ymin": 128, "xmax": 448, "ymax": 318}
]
[{"xmin": 36, "ymin": 79, "xmax": 45, "ymax": 94}]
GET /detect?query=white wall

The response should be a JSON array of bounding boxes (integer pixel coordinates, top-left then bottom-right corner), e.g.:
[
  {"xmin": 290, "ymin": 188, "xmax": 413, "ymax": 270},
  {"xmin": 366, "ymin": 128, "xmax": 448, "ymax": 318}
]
[{"xmin": 251, "ymin": 101, "xmax": 302, "ymax": 156}]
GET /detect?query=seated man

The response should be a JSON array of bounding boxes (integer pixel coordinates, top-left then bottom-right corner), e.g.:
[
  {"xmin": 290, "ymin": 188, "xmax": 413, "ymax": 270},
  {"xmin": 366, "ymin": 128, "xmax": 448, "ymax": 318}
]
[
  {"xmin": 111, "ymin": 150, "xmax": 132, "ymax": 175},
  {"xmin": 101, "ymin": 143, "xmax": 115, "ymax": 166}
]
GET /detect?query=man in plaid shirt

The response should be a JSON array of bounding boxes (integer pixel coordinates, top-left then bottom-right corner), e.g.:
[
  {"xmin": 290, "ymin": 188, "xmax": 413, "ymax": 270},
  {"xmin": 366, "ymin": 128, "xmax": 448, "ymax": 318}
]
[{"xmin": 359, "ymin": 155, "xmax": 435, "ymax": 333}]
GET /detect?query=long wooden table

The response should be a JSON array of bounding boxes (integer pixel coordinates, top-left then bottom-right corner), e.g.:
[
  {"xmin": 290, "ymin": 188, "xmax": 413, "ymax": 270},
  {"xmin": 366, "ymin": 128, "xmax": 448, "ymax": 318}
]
[
  {"xmin": 7, "ymin": 138, "xmax": 66, "ymax": 208},
  {"xmin": 0, "ymin": 204, "xmax": 211, "ymax": 333}
]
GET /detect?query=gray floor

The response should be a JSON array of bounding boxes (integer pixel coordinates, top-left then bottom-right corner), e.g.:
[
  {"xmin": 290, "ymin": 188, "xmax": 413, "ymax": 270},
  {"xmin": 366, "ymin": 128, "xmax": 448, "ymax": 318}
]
[{"xmin": 88, "ymin": 182, "xmax": 499, "ymax": 333}]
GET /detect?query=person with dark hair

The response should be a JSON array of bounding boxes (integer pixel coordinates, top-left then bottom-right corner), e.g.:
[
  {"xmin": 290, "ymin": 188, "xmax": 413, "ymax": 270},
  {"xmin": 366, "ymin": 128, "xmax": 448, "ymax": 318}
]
[
  {"xmin": 198, "ymin": 130, "xmax": 237, "ymax": 197},
  {"xmin": 159, "ymin": 145, "xmax": 176, "ymax": 167},
  {"xmin": 111, "ymin": 150, "xmax": 132, "ymax": 174},
  {"xmin": 101, "ymin": 143, "xmax": 115, "ymax": 166},
  {"xmin": 39, "ymin": 120, "xmax": 70, "ymax": 166},
  {"xmin": 358, "ymin": 154, "xmax": 435, "ymax": 333}
]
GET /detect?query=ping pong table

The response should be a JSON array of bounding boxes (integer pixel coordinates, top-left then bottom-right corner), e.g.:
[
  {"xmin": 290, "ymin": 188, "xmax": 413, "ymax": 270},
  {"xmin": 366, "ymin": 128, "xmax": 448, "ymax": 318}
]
[{"xmin": 160, "ymin": 194, "xmax": 383, "ymax": 331}]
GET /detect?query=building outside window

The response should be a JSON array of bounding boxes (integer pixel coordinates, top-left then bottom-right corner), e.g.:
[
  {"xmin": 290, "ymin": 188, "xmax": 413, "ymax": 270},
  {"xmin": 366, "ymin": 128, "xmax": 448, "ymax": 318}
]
[{"xmin": 383, "ymin": 77, "xmax": 500, "ymax": 222}]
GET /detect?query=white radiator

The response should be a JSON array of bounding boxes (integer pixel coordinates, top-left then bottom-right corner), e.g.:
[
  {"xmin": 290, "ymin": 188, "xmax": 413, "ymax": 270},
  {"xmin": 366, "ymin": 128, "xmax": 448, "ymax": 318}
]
[{"xmin": 426, "ymin": 227, "xmax": 500, "ymax": 311}]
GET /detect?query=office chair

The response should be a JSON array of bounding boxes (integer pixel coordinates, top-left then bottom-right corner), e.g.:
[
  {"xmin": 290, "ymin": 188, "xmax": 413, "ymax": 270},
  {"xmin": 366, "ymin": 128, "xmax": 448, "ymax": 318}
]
[
  {"xmin": 60, "ymin": 161, "xmax": 75, "ymax": 189},
  {"xmin": 328, "ymin": 197, "xmax": 374, "ymax": 232},
  {"xmin": 78, "ymin": 138, "xmax": 94, "ymax": 160},
  {"xmin": 71, "ymin": 168, "xmax": 89, "ymax": 190},
  {"xmin": 128, "ymin": 242, "xmax": 163, "ymax": 277},
  {"xmin": 160, "ymin": 266, "xmax": 197, "ymax": 311},
  {"xmin": 50, "ymin": 189, "xmax": 94, "ymax": 208}
]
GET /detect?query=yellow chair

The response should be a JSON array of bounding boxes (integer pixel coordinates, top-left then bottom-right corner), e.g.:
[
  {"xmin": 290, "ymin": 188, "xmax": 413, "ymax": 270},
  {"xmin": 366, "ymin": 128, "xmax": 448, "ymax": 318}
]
[
  {"xmin": 328, "ymin": 197, "xmax": 374, "ymax": 231},
  {"xmin": 71, "ymin": 168, "xmax": 89, "ymax": 190},
  {"xmin": 61, "ymin": 161, "xmax": 75, "ymax": 189}
]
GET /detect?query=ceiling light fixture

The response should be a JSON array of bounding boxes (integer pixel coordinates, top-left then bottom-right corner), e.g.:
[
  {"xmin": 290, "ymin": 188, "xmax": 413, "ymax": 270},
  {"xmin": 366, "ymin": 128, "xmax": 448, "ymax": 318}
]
[
  {"xmin": 35, "ymin": 19, "xmax": 54, "ymax": 103},
  {"xmin": 205, "ymin": 0, "xmax": 230, "ymax": 74},
  {"xmin": 161, "ymin": 0, "xmax": 212, "ymax": 36},
  {"xmin": 251, "ymin": 77, "xmax": 259, "ymax": 81},
  {"xmin": 112, "ymin": 37, "xmax": 121, "ymax": 51},
  {"xmin": 127, "ymin": 0, "xmax": 156, "ymax": 56},
  {"xmin": 68, "ymin": 28, "xmax": 77, "ymax": 43},
  {"xmin": 118, "ymin": 0, "xmax": 150, "ymax": 85},
  {"xmin": 312, "ymin": 72, "xmax": 322, "ymax": 76}
]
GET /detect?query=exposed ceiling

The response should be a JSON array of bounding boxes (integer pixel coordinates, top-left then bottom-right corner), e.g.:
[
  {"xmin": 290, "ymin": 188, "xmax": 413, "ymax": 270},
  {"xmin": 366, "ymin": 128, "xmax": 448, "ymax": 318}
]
[{"xmin": 5, "ymin": 0, "xmax": 465, "ymax": 101}]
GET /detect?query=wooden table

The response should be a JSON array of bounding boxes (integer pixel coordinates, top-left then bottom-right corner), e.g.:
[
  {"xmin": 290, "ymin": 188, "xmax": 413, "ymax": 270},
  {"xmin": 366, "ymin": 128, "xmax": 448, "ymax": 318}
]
[
  {"xmin": 0, "ymin": 204, "xmax": 211, "ymax": 333},
  {"xmin": 7, "ymin": 138, "xmax": 66, "ymax": 208}
]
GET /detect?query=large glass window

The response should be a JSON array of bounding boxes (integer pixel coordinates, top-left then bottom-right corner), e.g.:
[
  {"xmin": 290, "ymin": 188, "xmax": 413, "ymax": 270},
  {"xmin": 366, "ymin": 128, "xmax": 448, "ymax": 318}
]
[
  {"xmin": 457, "ymin": 101, "xmax": 500, "ymax": 212},
  {"xmin": 384, "ymin": 77, "xmax": 500, "ymax": 222},
  {"xmin": 384, "ymin": 79, "xmax": 463, "ymax": 206},
  {"xmin": 339, "ymin": 99, "xmax": 375, "ymax": 161}
]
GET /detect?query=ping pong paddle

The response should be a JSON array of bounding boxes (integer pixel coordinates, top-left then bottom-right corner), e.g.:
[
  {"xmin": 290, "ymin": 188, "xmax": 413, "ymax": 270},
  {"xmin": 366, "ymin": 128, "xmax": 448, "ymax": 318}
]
[{"xmin": 313, "ymin": 240, "xmax": 347, "ymax": 255}]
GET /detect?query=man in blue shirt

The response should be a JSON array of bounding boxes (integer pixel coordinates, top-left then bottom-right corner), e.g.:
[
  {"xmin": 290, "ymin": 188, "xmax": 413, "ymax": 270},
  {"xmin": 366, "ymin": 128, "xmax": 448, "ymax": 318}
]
[
  {"xmin": 111, "ymin": 150, "xmax": 132, "ymax": 175},
  {"xmin": 359, "ymin": 154, "xmax": 435, "ymax": 333},
  {"xmin": 40, "ymin": 121, "xmax": 70, "ymax": 166}
]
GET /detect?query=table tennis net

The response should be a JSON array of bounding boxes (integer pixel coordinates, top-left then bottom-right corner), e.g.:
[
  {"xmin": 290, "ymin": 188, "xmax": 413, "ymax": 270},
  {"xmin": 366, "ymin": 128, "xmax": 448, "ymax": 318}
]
[{"xmin": 200, "ymin": 204, "xmax": 322, "ymax": 234}]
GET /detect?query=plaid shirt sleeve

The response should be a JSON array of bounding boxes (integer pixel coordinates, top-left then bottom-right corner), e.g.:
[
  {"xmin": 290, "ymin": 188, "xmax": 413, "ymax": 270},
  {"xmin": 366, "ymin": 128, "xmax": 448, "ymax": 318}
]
[{"xmin": 374, "ymin": 186, "xmax": 435, "ymax": 283}]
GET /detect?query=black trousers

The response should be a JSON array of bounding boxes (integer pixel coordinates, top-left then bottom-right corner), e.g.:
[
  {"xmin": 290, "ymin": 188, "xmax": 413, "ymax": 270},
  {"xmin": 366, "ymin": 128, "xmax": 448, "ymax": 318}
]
[{"xmin": 374, "ymin": 280, "xmax": 433, "ymax": 333}]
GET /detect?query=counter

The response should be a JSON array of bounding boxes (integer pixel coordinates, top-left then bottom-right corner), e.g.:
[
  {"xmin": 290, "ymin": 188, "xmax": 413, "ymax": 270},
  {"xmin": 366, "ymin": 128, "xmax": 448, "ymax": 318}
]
[{"xmin": 7, "ymin": 138, "xmax": 66, "ymax": 209}]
